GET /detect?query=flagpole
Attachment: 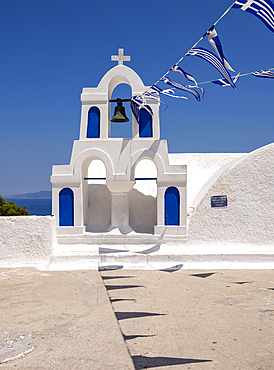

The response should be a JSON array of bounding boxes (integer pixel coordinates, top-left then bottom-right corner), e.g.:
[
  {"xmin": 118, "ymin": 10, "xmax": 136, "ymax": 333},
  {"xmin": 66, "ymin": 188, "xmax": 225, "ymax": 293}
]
[{"xmin": 143, "ymin": 1, "xmax": 237, "ymax": 94}]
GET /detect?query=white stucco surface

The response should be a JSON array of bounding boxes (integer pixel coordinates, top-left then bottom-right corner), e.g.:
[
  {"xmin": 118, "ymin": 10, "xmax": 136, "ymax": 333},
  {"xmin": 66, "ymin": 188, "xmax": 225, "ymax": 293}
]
[
  {"xmin": 3, "ymin": 61, "xmax": 273, "ymax": 268},
  {"xmin": 168, "ymin": 153, "xmax": 246, "ymax": 211},
  {"xmin": 0, "ymin": 216, "xmax": 54, "ymax": 267},
  {"xmin": 188, "ymin": 143, "xmax": 274, "ymax": 245},
  {"xmin": 71, "ymin": 153, "xmax": 254, "ymax": 234},
  {"xmin": 87, "ymin": 154, "xmax": 247, "ymax": 211}
]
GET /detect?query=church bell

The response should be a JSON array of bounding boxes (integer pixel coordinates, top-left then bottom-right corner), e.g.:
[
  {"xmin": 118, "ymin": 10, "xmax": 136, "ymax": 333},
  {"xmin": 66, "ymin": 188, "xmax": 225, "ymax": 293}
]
[{"xmin": 111, "ymin": 98, "xmax": 129, "ymax": 123}]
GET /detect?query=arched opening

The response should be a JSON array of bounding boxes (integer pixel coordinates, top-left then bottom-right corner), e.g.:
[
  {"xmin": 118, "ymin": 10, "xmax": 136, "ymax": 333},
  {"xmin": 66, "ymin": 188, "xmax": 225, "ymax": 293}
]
[
  {"xmin": 139, "ymin": 108, "xmax": 153, "ymax": 137},
  {"xmin": 59, "ymin": 188, "xmax": 74, "ymax": 226},
  {"xmin": 85, "ymin": 159, "xmax": 111, "ymax": 232},
  {"xmin": 87, "ymin": 159, "xmax": 106, "ymax": 183},
  {"xmin": 165, "ymin": 187, "xmax": 180, "ymax": 226},
  {"xmin": 110, "ymin": 83, "xmax": 132, "ymax": 138},
  {"xmin": 130, "ymin": 159, "xmax": 157, "ymax": 234},
  {"xmin": 87, "ymin": 106, "xmax": 100, "ymax": 138}
]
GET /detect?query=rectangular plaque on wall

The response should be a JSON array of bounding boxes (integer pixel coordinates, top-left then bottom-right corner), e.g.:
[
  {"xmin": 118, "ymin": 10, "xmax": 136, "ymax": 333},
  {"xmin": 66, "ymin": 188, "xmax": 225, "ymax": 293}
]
[{"xmin": 211, "ymin": 195, "xmax": 227, "ymax": 208}]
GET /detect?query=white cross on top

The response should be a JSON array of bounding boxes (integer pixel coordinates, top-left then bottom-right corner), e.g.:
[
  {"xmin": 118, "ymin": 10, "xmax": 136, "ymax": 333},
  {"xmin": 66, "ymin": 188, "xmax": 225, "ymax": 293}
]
[{"xmin": 111, "ymin": 48, "xmax": 131, "ymax": 65}]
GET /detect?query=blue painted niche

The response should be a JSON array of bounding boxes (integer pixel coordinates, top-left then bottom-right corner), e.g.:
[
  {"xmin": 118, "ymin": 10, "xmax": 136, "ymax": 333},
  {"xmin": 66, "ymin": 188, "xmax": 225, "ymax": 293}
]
[
  {"xmin": 59, "ymin": 188, "xmax": 74, "ymax": 226},
  {"xmin": 87, "ymin": 107, "xmax": 100, "ymax": 138},
  {"xmin": 139, "ymin": 108, "xmax": 152, "ymax": 138},
  {"xmin": 165, "ymin": 187, "xmax": 180, "ymax": 226}
]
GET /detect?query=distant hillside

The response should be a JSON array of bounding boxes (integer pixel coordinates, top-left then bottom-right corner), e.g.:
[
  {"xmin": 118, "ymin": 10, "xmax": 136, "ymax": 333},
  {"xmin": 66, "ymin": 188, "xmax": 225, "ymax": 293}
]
[{"xmin": 5, "ymin": 191, "xmax": 52, "ymax": 199}]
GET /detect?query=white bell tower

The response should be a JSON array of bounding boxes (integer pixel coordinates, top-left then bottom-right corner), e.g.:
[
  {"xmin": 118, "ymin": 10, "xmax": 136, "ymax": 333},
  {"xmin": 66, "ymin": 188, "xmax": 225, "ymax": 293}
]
[{"xmin": 51, "ymin": 49, "xmax": 187, "ymax": 238}]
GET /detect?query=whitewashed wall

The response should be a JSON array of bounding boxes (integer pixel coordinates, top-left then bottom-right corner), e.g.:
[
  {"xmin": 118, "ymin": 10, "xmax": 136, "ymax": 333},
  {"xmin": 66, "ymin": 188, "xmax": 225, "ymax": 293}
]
[
  {"xmin": 1, "ymin": 144, "xmax": 273, "ymax": 270},
  {"xmin": 81, "ymin": 154, "xmax": 251, "ymax": 235},
  {"xmin": 188, "ymin": 143, "xmax": 274, "ymax": 245},
  {"xmin": 169, "ymin": 153, "xmax": 246, "ymax": 210},
  {"xmin": 0, "ymin": 216, "xmax": 54, "ymax": 267}
]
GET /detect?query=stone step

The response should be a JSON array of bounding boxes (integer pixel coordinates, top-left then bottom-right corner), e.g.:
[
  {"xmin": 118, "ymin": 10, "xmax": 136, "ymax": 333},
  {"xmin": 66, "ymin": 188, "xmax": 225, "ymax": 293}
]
[
  {"xmin": 56, "ymin": 233, "xmax": 187, "ymax": 245},
  {"xmin": 47, "ymin": 242, "xmax": 274, "ymax": 271}
]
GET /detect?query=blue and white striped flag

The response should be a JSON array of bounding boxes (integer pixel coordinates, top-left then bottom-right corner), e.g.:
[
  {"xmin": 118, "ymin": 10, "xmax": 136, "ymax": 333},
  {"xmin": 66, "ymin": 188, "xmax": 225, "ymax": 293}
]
[
  {"xmin": 171, "ymin": 65, "xmax": 198, "ymax": 86},
  {"xmin": 151, "ymin": 85, "xmax": 188, "ymax": 99},
  {"xmin": 160, "ymin": 76, "xmax": 202, "ymax": 102},
  {"xmin": 232, "ymin": 0, "xmax": 274, "ymax": 33},
  {"xmin": 131, "ymin": 98, "xmax": 153, "ymax": 123},
  {"xmin": 207, "ymin": 27, "xmax": 235, "ymax": 71},
  {"xmin": 212, "ymin": 72, "xmax": 241, "ymax": 87},
  {"xmin": 171, "ymin": 65, "xmax": 205, "ymax": 99},
  {"xmin": 186, "ymin": 47, "xmax": 236, "ymax": 89},
  {"xmin": 252, "ymin": 69, "xmax": 274, "ymax": 77},
  {"xmin": 131, "ymin": 96, "xmax": 154, "ymax": 112}
]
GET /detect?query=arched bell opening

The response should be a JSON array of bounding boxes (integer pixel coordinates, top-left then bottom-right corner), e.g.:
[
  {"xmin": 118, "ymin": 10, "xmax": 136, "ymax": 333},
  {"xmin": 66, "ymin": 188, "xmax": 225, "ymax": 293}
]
[
  {"xmin": 87, "ymin": 106, "xmax": 100, "ymax": 138},
  {"xmin": 165, "ymin": 187, "xmax": 180, "ymax": 226},
  {"xmin": 139, "ymin": 108, "xmax": 153, "ymax": 138},
  {"xmin": 84, "ymin": 159, "xmax": 111, "ymax": 232},
  {"xmin": 59, "ymin": 188, "xmax": 74, "ymax": 226},
  {"xmin": 110, "ymin": 83, "xmax": 132, "ymax": 138},
  {"xmin": 130, "ymin": 158, "xmax": 157, "ymax": 234}
]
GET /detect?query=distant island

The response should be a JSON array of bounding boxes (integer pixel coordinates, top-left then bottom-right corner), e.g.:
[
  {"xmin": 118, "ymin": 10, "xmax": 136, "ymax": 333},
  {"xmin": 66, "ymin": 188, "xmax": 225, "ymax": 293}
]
[{"xmin": 5, "ymin": 191, "xmax": 52, "ymax": 199}]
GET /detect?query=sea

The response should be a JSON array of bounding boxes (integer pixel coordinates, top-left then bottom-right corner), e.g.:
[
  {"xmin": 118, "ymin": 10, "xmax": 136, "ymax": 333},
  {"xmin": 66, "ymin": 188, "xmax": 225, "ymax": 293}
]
[{"xmin": 5, "ymin": 199, "xmax": 52, "ymax": 216}]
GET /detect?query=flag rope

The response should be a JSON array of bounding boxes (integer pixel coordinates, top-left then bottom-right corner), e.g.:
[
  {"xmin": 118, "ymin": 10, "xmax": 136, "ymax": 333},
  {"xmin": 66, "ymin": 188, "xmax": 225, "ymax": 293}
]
[
  {"xmin": 174, "ymin": 1, "xmax": 237, "ymax": 67},
  {"xmin": 212, "ymin": 1, "xmax": 237, "ymax": 28},
  {"xmin": 141, "ymin": 1, "xmax": 237, "ymax": 95},
  {"xmin": 195, "ymin": 67, "xmax": 274, "ymax": 86}
]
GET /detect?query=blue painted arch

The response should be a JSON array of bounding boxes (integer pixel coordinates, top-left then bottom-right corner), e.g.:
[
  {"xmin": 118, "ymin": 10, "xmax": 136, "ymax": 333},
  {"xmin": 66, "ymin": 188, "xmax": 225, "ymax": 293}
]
[
  {"xmin": 59, "ymin": 188, "xmax": 74, "ymax": 226},
  {"xmin": 87, "ymin": 107, "xmax": 100, "ymax": 138},
  {"xmin": 139, "ymin": 108, "xmax": 152, "ymax": 138},
  {"xmin": 165, "ymin": 187, "xmax": 180, "ymax": 226}
]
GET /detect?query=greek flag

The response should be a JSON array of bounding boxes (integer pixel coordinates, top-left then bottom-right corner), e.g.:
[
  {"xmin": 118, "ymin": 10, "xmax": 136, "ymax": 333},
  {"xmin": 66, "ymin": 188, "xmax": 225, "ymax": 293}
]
[
  {"xmin": 207, "ymin": 27, "xmax": 235, "ymax": 71},
  {"xmin": 232, "ymin": 0, "xmax": 274, "ymax": 33},
  {"xmin": 171, "ymin": 65, "xmax": 198, "ymax": 86},
  {"xmin": 252, "ymin": 69, "xmax": 274, "ymax": 77},
  {"xmin": 186, "ymin": 47, "xmax": 236, "ymax": 89},
  {"xmin": 131, "ymin": 99, "xmax": 153, "ymax": 124},
  {"xmin": 212, "ymin": 72, "xmax": 241, "ymax": 87},
  {"xmin": 151, "ymin": 85, "xmax": 188, "ymax": 99},
  {"xmin": 160, "ymin": 76, "xmax": 202, "ymax": 102}
]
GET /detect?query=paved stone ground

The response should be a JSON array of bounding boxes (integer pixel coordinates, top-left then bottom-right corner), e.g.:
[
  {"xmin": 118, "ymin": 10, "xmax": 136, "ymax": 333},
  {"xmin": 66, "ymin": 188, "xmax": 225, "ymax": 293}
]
[
  {"xmin": 0, "ymin": 268, "xmax": 274, "ymax": 369},
  {"xmin": 0, "ymin": 269, "xmax": 134, "ymax": 369}
]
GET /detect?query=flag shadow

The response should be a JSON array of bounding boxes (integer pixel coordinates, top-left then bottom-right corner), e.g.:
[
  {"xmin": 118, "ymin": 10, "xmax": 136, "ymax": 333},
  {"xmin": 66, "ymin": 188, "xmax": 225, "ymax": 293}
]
[
  {"xmin": 123, "ymin": 334, "xmax": 155, "ymax": 340},
  {"xmin": 99, "ymin": 247, "xmax": 129, "ymax": 254},
  {"xmin": 105, "ymin": 284, "xmax": 143, "ymax": 291},
  {"xmin": 110, "ymin": 298, "xmax": 137, "ymax": 303},
  {"xmin": 132, "ymin": 355, "xmax": 212, "ymax": 369},
  {"xmin": 115, "ymin": 311, "xmax": 165, "ymax": 321},
  {"xmin": 190, "ymin": 272, "xmax": 215, "ymax": 278},
  {"xmin": 101, "ymin": 276, "xmax": 135, "ymax": 280},
  {"xmin": 98, "ymin": 265, "xmax": 123, "ymax": 271}
]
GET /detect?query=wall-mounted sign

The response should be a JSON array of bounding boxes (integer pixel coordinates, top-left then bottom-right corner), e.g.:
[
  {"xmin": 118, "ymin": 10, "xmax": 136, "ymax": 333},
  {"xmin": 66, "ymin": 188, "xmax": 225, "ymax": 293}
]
[{"xmin": 211, "ymin": 195, "xmax": 227, "ymax": 208}]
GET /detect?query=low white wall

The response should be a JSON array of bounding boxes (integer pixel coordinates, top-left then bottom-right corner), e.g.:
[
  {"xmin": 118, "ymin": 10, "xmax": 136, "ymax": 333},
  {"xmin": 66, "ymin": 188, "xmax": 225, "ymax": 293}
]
[
  {"xmin": 0, "ymin": 216, "xmax": 54, "ymax": 267},
  {"xmin": 188, "ymin": 143, "xmax": 274, "ymax": 245}
]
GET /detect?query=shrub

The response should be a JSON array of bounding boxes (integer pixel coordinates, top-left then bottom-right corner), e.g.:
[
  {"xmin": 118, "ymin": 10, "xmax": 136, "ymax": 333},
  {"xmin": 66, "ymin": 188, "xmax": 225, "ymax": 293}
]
[{"xmin": 0, "ymin": 195, "xmax": 30, "ymax": 216}]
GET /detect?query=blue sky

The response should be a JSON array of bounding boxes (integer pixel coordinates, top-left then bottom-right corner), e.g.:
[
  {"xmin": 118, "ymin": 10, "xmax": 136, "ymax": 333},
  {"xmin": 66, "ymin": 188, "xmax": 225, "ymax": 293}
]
[{"xmin": 0, "ymin": 0, "xmax": 273, "ymax": 195}]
